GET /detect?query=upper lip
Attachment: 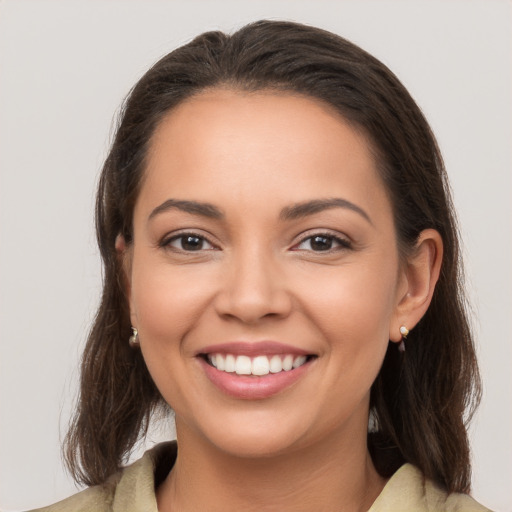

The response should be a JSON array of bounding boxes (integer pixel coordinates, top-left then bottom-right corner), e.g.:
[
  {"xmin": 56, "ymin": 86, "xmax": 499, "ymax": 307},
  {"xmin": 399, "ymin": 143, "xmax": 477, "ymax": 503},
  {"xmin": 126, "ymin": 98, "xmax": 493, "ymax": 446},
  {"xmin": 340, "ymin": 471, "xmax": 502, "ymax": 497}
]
[{"xmin": 197, "ymin": 341, "xmax": 312, "ymax": 357}]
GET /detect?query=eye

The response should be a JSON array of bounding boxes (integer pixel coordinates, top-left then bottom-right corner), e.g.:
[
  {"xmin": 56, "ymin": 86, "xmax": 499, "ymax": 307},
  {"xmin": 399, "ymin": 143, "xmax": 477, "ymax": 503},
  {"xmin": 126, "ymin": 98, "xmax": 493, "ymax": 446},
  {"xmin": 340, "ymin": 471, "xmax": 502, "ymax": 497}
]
[
  {"xmin": 164, "ymin": 233, "xmax": 216, "ymax": 252},
  {"xmin": 292, "ymin": 233, "xmax": 351, "ymax": 252}
]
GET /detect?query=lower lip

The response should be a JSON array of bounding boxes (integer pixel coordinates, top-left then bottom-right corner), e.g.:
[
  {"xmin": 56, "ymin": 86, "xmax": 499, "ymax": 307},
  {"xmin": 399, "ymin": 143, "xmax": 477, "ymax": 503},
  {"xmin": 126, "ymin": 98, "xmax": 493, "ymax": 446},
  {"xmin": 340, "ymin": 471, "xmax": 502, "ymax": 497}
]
[{"xmin": 199, "ymin": 357, "xmax": 313, "ymax": 400}]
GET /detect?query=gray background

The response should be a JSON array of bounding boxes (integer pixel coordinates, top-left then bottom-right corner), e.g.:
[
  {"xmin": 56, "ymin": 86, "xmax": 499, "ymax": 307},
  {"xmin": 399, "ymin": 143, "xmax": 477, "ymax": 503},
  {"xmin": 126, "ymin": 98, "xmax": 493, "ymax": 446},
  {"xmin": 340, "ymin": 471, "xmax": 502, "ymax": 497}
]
[{"xmin": 1, "ymin": 1, "xmax": 511, "ymax": 510}]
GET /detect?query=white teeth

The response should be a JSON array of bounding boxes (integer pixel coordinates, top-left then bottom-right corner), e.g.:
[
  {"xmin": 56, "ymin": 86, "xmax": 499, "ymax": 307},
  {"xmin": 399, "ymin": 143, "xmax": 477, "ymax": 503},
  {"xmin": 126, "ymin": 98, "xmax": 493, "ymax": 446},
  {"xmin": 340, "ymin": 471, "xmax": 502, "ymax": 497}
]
[
  {"xmin": 252, "ymin": 356, "xmax": 270, "ymax": 376},
  {"xmin": 282, "ymin": 354, "xmax": 294, "ymax": 371},
  {"xmin": 293, "ymin": 355, "xmax": 307, "ymax": 369},
  {"xmin": 225, "ymin": 354, "xmax": 235, "ymax": 373},
  {"xmin": 235, "ymin": 355, "xmax": 252, "ymax": 375},
  {"xmin": 269, "ymin": 355, "xmax": 283, "ymax": 373},
  {"xmin": 207, "ymin": 353, "xmax": 309, "ymax": 376}
]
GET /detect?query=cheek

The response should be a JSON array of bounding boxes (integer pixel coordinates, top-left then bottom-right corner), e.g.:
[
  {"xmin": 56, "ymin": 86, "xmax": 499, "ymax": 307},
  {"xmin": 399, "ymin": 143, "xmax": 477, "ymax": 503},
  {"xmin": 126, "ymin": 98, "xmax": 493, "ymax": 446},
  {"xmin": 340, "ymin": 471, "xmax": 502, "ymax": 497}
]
[
  {"xmin": 297, "ymin": 259, "xmax": 399, "ymax": 344},
  {"xmin": 130, "ymin": 256, "xmax": 216, "ymax": 345},
  {"xmin": 129, "ymin": 258, "xmax": 218, "ymax": 409},
  {"xmin": 295, "ymin": 256, "xmax": 399, "ymax": 402}
]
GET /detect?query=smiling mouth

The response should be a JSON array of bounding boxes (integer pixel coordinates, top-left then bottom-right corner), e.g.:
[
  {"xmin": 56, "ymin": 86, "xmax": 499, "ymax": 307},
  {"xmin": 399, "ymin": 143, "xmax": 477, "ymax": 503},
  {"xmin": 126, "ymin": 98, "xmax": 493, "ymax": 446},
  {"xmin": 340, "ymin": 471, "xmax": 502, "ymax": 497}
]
[{"xmin": 203, "ymin": 353, "xmax": 316, "ymax": 376}]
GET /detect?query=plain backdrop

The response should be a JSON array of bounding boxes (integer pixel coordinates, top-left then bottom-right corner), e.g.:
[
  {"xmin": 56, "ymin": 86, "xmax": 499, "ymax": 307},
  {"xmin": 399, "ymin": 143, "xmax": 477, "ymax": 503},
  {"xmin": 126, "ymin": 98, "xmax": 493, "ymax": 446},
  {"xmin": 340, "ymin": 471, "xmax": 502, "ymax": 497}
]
[{"xmin": 0, "ymin": 1, "xmax": 511, "ymax": 510}]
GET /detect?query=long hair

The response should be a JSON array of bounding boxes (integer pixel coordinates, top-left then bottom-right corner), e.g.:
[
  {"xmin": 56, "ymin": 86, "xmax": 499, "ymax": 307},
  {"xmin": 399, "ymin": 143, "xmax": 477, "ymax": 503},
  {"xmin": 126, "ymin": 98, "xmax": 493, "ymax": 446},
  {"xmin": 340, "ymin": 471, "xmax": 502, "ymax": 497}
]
[{"xmin": 65, "ymin": 20, "xmax": 481, "ymax": 492}]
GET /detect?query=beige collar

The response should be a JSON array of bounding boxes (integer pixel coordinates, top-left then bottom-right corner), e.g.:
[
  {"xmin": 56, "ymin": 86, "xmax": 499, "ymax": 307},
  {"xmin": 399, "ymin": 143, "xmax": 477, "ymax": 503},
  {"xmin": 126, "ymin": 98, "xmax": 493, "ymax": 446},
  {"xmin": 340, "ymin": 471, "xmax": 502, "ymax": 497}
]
[{"xmin": 112, "ymin": 442, "xmax": 490, "ymax": 512}]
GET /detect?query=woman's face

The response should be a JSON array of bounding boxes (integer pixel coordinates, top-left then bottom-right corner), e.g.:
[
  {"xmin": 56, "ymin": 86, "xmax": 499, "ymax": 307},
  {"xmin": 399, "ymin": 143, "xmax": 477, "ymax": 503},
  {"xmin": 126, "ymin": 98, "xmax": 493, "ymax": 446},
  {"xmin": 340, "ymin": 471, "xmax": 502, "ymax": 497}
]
[{"xmin": 126, "ymin": 90, "xmax": 407, "ymax": 457}]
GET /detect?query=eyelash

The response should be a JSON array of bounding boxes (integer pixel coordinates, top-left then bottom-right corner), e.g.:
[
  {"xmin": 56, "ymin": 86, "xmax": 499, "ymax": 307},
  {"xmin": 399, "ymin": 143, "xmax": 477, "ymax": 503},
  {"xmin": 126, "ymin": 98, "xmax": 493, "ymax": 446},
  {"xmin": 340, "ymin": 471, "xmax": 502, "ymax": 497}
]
[
  {"xmin": 160, "ymin": 231, "xmax": 218, "ymax": 252},
  {"xmin": 160, "ymin": 231, "xmax": 352, "ymax": 254},
  {"xmin": 291, "ymin": 232, "xmax": 352, "ymax": 252}
]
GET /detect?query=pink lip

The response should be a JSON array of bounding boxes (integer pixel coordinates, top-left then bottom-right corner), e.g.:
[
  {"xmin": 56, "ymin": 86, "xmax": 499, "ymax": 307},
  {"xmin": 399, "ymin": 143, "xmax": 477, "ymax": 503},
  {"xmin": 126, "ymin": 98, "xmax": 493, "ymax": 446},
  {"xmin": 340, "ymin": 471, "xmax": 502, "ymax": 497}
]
[
  {"xmin": 198, "ymin": 357, "xmax": 314, "ymax": 400},
  {"xmin": 197, "ymin": 341, "xmax": 311, "ymax": 357}
]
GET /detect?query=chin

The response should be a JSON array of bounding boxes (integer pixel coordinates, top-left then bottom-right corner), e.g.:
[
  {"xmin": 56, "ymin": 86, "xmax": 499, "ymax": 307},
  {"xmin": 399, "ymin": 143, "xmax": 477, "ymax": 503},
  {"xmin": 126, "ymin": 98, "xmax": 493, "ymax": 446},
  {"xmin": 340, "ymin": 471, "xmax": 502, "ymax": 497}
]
[{"xmin": 178, "ymin": 408, "xmax": 312, "ymax": 460}]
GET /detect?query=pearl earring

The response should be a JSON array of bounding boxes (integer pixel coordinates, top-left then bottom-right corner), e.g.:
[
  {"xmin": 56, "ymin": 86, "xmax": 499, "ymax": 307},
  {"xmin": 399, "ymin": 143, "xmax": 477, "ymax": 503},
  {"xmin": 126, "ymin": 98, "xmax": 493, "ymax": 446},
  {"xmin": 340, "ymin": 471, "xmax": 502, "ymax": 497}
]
[
  {"xmin": 398, "ymin": 325, "xmax": 409, "ymax": 353},
  {"xmin": 129, "ymin": 327, "xmax": 139, "ymax": 347}
]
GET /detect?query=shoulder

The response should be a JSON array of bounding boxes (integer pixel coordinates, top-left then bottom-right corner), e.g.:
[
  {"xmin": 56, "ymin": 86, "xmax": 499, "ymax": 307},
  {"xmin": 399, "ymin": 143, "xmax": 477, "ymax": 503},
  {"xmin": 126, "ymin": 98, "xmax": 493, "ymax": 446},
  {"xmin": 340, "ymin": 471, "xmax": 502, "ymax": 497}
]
[
  {"xmin": 28, "ymin": 442, "xmax": 177, "ymax": 512},
  {"xmin": 370, "ymin": 464, "xmax": 493, "ymax": 512},
  {"xmin": 28, "ymin": 481, "xmax": 117, "ymax": 512}
]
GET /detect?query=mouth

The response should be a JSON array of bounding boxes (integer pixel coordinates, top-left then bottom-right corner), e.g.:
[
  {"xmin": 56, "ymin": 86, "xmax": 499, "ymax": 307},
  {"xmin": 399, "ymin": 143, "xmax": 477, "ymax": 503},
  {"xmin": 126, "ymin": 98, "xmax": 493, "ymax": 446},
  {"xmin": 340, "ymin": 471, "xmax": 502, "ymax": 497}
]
[
  {"xmin": 196, "ymin": 342, "xmax": 317, "ymax": 399},
  {"xmin": 203, "ymin": 353, "xmax": 315, "ymax": 376}
]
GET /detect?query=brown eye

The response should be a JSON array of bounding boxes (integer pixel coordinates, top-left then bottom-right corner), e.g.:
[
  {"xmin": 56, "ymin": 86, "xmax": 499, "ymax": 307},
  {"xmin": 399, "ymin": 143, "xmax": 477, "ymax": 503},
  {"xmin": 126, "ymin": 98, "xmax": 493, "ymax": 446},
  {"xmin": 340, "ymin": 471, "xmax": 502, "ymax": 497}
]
[
  {"xmin": 293, "ymin": 234, "xmax": 351, "ymax": 252},
  {"xmin": 309, "ymin": 236, "xmax": 334, "ymax": 251},
  {"xmin": 166, "ymin": 234, "xmax": 215, "ymax": 252}
]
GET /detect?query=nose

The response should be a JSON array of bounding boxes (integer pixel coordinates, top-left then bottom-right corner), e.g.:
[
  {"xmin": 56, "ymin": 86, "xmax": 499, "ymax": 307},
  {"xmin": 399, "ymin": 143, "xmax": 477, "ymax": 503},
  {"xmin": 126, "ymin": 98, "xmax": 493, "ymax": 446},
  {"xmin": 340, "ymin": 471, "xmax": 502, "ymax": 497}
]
[{"xmin": 214, "ymin": 246, "xmax": 293, "ymax": 324}]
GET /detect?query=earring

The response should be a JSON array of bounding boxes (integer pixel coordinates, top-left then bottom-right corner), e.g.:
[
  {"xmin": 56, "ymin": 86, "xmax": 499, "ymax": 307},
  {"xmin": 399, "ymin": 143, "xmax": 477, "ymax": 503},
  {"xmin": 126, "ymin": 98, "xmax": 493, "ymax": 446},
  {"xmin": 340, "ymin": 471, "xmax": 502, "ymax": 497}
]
[
  {"xmin": 129, "ymin": 327, "xmax": 139, "ymax": 347},
  {"xmin": 398, "ymin": 325, "xmax": 409, "ymax": 353}
]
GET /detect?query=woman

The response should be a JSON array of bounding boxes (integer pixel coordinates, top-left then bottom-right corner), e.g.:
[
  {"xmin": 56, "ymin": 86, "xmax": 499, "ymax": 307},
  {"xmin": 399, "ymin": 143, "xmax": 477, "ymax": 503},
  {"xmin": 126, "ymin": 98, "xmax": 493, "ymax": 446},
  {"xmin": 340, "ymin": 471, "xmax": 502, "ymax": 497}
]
[{"xmin": 35, "ymin": 20, "xmax": 490, "ymax": 511}]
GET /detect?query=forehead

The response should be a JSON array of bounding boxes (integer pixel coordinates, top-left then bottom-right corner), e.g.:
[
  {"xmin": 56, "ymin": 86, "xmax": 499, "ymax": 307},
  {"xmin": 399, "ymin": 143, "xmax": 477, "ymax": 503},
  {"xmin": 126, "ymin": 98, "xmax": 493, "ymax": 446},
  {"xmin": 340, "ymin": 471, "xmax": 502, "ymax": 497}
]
[
  {"xmin": 149, "ymin": 89, "xmax": 371, "ymax": 163},
  {"xmin": 140, "ymin": 89, "xmax": 390, "ymax": 219}
]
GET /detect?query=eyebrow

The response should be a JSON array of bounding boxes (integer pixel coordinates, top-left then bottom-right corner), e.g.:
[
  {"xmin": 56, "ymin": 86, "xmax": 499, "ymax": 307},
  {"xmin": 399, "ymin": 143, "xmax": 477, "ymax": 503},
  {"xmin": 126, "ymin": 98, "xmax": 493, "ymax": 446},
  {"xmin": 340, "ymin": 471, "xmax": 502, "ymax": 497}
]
[
  {"xmin": 148, "ymin": 199, "xmax": 224, "ymax": 221},
  {"xmin": 279, "ymin": 198, "xmax": 372, "ymax": 224},
  {"xmin": 148, "ymin": 197, "xmax": 372, "ymax": 224}
]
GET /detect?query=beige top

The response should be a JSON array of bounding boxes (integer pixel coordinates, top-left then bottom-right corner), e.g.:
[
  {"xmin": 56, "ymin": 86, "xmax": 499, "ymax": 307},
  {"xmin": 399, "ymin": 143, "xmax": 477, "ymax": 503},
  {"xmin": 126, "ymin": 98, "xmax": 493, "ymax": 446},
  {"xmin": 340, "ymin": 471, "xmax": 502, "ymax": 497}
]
[{"xmin": 32, "ymin": 442, "xmax": 492, "ymax": 512}]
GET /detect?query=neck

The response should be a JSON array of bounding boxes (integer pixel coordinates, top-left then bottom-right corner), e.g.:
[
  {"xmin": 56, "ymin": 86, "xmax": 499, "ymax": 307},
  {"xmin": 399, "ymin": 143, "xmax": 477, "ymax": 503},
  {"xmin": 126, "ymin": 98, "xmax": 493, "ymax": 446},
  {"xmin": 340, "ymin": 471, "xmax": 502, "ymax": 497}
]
[{"xmin": 157, "ymin": 421, "xmax": 386, "ymax": 512}]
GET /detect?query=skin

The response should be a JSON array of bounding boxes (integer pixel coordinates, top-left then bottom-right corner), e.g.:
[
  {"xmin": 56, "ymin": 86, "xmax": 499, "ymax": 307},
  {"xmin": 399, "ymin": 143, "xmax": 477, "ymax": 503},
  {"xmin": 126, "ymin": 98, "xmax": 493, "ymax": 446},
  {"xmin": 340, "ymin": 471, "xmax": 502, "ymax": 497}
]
[{"xmin": 118, "ymin": 89, "xmax": 442, "ymax": 511}]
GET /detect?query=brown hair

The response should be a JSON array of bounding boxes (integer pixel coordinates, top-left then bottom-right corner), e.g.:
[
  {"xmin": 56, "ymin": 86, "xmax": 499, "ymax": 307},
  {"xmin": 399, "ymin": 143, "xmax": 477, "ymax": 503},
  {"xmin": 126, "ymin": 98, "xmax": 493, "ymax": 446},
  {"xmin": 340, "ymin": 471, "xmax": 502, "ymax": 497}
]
[{"xmin": 65, "ymin": 20, "xmax": 481, "ymax": 493}]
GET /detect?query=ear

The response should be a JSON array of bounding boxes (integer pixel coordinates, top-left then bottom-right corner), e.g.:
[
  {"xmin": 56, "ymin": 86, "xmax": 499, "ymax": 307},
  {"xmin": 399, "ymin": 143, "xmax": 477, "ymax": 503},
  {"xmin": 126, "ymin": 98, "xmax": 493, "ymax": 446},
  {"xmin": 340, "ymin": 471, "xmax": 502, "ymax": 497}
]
[
  {"xmin": 115, "ymin": 234, "xmax": 136, "ymax": 325},
  {"xmin": 389, "ymin": 229, "xmax": 443, "ymax": 342}
]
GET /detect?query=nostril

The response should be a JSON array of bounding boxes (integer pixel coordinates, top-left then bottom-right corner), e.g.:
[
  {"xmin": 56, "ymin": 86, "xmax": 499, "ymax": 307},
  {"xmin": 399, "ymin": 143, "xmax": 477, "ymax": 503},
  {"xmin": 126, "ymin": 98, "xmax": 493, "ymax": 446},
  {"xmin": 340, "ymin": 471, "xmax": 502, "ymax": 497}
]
[{"xmin": 214, "ymin": 291, "xmax": 293, "ymax": 324}]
